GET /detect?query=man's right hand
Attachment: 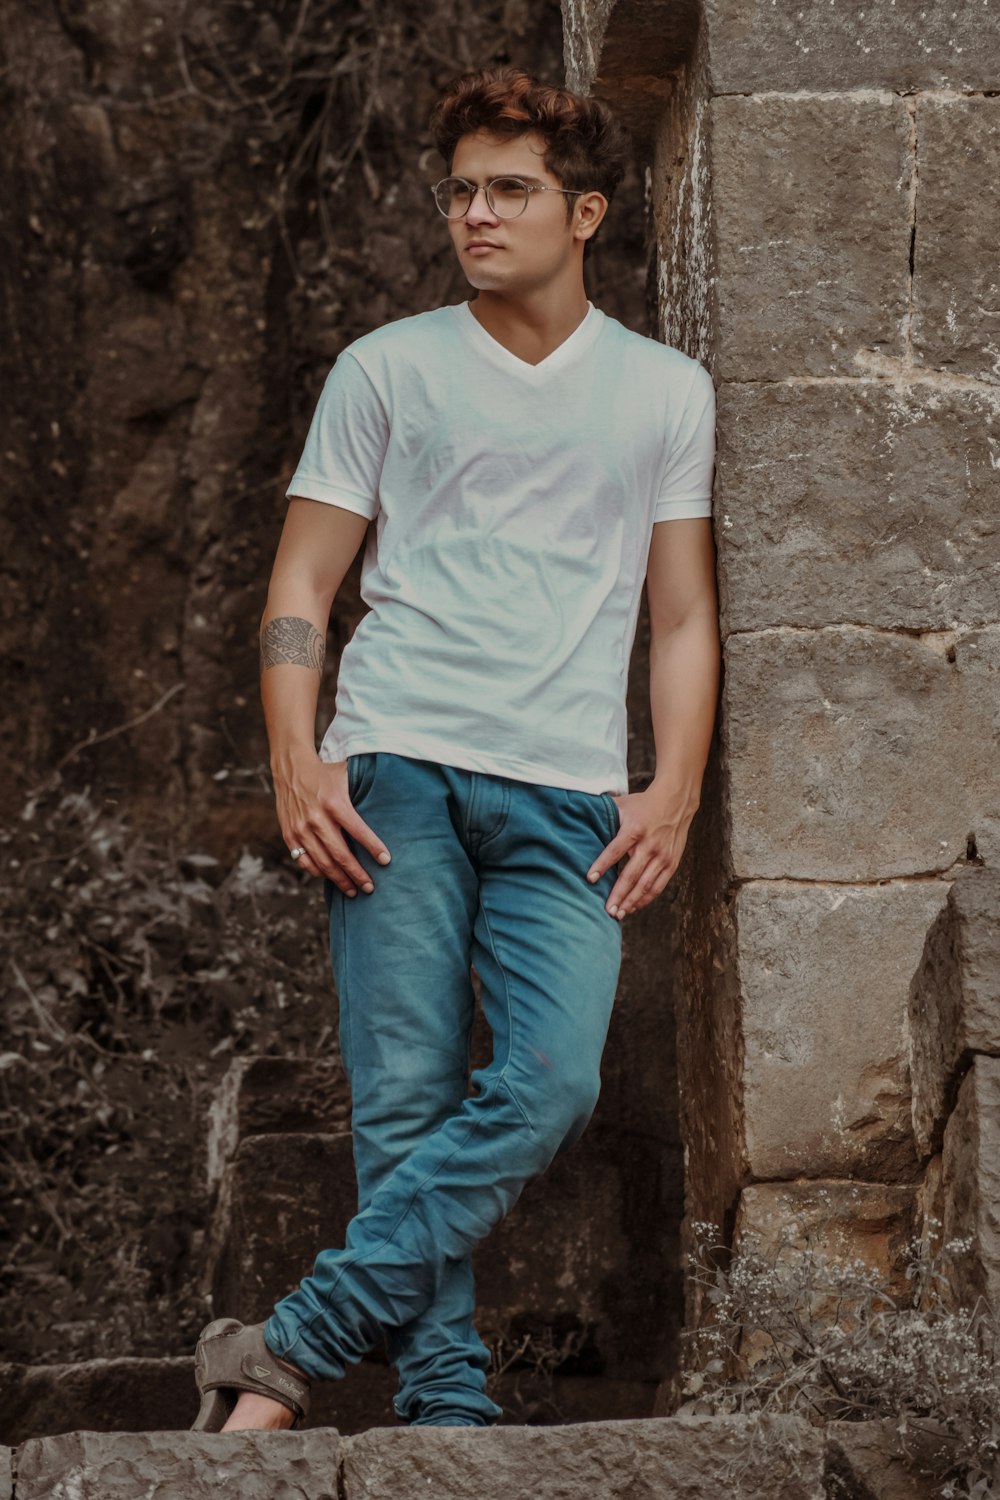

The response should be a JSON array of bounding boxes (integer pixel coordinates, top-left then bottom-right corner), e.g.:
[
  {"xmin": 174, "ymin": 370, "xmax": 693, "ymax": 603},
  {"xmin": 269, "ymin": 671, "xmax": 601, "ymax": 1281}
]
[{"xmin": 273, "ymin": 751, "xmax": 391, "ymax": 896}]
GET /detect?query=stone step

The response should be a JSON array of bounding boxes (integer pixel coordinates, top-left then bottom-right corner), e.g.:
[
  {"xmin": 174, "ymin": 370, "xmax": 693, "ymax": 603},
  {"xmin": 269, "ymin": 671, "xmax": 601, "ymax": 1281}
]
[
  {"xmin": 3, "ymin": 1414, "xmax": 949, "ymax": 1498},
  {"xmin": 6, "ymin": 1418, "xmax": 785, "ymax": 1500},
  {"xmin": 0, "ymin": 1355, "xmax": 656, "ymax": 1446},
  {"xmin": 208, "ymin": 1125, "xmax": 665, "ymax": 1386},
  {"xmin": 205, "ymin": 1055, "xmax": 676, "ymax": 1385},
  {"xmin": 206, "ymin": 1057, "xmax": 352, "ymax": 1195}
]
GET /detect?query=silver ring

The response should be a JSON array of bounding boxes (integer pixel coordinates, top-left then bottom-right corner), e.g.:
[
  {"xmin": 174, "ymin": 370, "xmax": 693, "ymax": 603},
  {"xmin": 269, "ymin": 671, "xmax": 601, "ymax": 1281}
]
[{"xmin": 289, "ymin": 847, "xmax": 306, "ymax": 862}]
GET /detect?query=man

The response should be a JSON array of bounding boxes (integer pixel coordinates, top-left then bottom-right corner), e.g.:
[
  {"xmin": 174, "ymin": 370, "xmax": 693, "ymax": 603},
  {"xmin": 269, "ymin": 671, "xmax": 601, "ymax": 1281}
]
[{"xmin": 191, "ymin": 64, "xmax": 719, "ymax": 1434}]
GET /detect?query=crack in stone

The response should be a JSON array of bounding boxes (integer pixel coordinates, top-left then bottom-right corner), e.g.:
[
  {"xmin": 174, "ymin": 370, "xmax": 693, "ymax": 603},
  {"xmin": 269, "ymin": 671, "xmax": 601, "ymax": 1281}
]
[
  {"xmin": 725, "ymin": 621, "xmax": 994, "ymax": 641},
  {"xmin": 716, "ymin": 365, "xmax": 1000, "ymax": 395},
  {"xmin": 727, "ymin": 872, "xmax": 966, "ymax": 893},
  {"xmin": 904, "ymin": 95, "xmax": 918, "ymax": 361},
  {"xmin": 714, "ymin": 87, "xmax": 998, "ymax": 100}
]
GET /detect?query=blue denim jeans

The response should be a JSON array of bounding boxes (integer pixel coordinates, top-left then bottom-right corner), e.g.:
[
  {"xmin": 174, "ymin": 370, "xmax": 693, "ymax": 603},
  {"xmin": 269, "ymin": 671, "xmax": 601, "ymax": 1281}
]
[{"xmin": 262, "ymin": 752, "xmax": 623, "ymax": 1426}]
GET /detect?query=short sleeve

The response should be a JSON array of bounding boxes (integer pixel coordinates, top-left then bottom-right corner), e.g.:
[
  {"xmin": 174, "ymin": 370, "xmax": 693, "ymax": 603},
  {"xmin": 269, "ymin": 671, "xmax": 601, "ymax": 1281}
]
[
  {"xmin": 653, "ymin": 362, "xmax": 716, "ymax": 522},
  {"xmin": 285, "ymin": 351, "xmax": 388, "ymax": 520}
]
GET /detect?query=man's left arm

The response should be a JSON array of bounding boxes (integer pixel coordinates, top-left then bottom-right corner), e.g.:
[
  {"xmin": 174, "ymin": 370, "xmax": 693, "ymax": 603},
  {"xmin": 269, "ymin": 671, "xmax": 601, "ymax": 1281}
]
[{"xmin": 586, "ymin": 516, "xmax": 721, "ymax": 919}]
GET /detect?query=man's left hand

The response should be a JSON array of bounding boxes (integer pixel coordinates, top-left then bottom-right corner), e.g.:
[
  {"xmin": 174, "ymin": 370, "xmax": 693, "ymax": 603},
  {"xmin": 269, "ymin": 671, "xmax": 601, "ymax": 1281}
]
[{"xmin": 586, "ymin": 783, "xmax": 699, "ymax": 920}]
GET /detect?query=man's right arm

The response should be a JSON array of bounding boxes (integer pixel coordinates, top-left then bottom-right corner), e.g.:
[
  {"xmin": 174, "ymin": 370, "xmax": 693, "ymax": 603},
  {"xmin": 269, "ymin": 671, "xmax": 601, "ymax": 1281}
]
[{"xmin": 260, "ymin": 496, "xmax": 391, "ymax": 895}]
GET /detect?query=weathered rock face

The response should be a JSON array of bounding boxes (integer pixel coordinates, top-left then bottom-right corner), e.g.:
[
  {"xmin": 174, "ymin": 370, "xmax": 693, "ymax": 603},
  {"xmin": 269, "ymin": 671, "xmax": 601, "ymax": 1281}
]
[
  {"xmin": 911, "ymin": 96, "xmax": 1000, "ymax": 383},
  {"xmin": 0, "ymin": 1356, "xmax": 197, "ymax": 1446},
  {"xmin": 208, "ymin": 1131, "xmax": 359, "ymax": 1326},
  {"xmin": 0, "ymin": 1358, "xmax": 198, "ymax": 1449},
  {"xmin": 1, "ymin": 1415, "xmax": 959, "ymax": 1498},
  {"xmin": 735, "ymin": 1182, "xmax": 919, "ymax": 1303},
  {"xmin": 941, "ymin": 1056, "xmax": 1000, "ymax": 1316},
  {"xmin": 206, "ymin": 1056, "xmax": 353, "ymax": 1195},
  {"xmin": 824, "ymin": 1415, "xmax": 951, "ymax": 1500},
  {"xmin": 715, "ymin": 383, "xmax": 1000, "ymax": 635},
  {"xmin": 13, "ymin": 1429, "xmax": 343, "ymax": 1500},
  {"xmin": 701, "ymin": 0, "xmax": 995, "ymax": 92},
  {"xmin": 711, "ymin": 92, "xmax": 914, "ymax": 382},
  {"xmin": 10, "ymin": 1417, "xmax": 828, "ymax": 1500},
  {"xmin": 909, "ymin": 869, "xmax": 1000, "ymax": 1159},
  {"xmin": 735, "ymin": 881, "xmax": 947, "ymax": 1180},
  {"xmin": 344, "ymin": 1415, "xmax": 825, "ymax": 1498},
  {"xmin": 724, "ymin": 626, "xmax": 997, "ymax": 884}
]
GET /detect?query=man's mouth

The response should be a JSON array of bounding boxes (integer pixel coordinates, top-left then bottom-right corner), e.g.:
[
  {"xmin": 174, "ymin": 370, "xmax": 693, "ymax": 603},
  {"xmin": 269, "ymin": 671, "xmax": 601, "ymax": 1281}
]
[{"xmin": 465, "ymin": 241, "xmax": 501, "ymax": 252}]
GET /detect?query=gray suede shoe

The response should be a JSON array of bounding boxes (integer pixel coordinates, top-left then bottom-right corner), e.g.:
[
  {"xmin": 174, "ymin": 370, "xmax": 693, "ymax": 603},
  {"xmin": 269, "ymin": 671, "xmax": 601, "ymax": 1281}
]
[{"xmin": 191, "ymin": 1317, "xmax": 312, "ymax": 1431}]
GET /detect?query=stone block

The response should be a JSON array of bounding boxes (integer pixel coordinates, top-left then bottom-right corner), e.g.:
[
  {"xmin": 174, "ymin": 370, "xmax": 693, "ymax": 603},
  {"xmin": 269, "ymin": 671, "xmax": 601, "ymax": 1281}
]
[
  {"xmin": 209, "ymin": 1132, "xmax": 358, "ymax": 1325},
  {"xmin": 183, "ymin": 1361, "xmax": 654, "ymax": 1436},
  {"xmin": 733, "ymin": 1180, "xmax": 919, "ymax": 1357},
  {"xmin": 710, "ymin": 94, "xmax": 911, "ymax": 381},
  {"xmin": 341, "ymin": 1414, "xmax": 825, "ymax": 1498},
  {"xmin": 564, "ymin": 0, "xmax": 709, "ymax": 143},
  {"xmin": 490, "ymin": 1372, "xmax": 656, "ymax": 1427},
  {"xmin": 725, "ymin": 625, "xmax": 1000, "ymax": 882},
  {"xmin": 473, "ymin": 1128, "xmax": 651, "ymax": 1380},
  {"xmin": 0, "ymin": 1351, "xmax": 397, "ymax": 1445},
  {"xmin": 650, "ymin": 67, "xmax": 715, "ymax": 360},
  {"xmin": 0, "ymin": 1447, "xmax": 9, "ymax": 1500},
  {"xmin": 913, "ymin": 97, "xmax": 1000, "ymax": 384},
  {"xmin": 909, "ymin": 868, "xmax": 1000, "ymax": 1157},
  {"xmin": 207, "ymin": 1056, "xmax": 351, "ymax": 1193},
  {"xmin": 14, "ymin": 1429, "xmax": 341, "ymax": 1500},
  {"xmin": 702, "ymin": 0, "xmax": 996, "ymax": 93},
  {"xmin": 0, "ymin": 1357, "xmax": 196, "ymax": 1448},
  {"xmin": 307, "ymin": 1361, "xmax": 398, "ymax": 1435},
  {"xmin": 736, "ymin": 880, "xmax": 947, "ymax": 1179},
  {"xmin": 824, "ymin": 1416, "xmax": 950, "ymax": 1500},
  {"xmin": 940, "ymin": 1056, "xmax": 1000, "ymax": 1314},
  {"xmin": 715, "ymin": 382, "xmax": 1000, "ymax": 633}
]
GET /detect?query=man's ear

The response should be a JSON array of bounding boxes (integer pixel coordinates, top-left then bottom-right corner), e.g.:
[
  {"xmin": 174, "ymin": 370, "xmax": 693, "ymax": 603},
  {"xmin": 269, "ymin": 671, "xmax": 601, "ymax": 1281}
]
[{"xmin": 574, "ymin": 191, "xmax": 609, "ymax": 242}]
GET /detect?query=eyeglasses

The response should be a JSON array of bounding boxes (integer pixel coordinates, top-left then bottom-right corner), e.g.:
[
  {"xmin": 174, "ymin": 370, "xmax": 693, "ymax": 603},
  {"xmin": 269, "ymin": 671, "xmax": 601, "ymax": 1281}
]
[{"xmin": 431, "ymin": 175, "xmax": 592, "ymax": 221}]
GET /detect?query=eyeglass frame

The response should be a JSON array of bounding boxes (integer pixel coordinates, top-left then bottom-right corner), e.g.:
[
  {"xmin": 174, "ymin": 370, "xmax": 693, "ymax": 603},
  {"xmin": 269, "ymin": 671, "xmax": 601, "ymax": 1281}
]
[{"xmin": 431, "ymin": 174, "xmax": 599, "ymax": 221}]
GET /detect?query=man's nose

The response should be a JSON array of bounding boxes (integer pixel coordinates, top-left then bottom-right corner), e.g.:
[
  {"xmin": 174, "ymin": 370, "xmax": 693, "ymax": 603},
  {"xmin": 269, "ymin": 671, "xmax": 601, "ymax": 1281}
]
[{"xmin": 465, "ymin": 185, "xmax": 499, "ymax": 225}]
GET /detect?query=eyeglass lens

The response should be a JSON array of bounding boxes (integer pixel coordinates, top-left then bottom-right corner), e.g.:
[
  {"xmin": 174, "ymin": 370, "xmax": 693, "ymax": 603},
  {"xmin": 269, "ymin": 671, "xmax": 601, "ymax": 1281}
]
[{"xmin": 434, "ymin": 177, "xmax": 530, "ymax": 219}]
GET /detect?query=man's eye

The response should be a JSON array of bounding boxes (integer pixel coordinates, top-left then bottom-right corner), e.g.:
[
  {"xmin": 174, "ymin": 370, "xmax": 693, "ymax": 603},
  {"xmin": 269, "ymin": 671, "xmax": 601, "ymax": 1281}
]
[{"xmin": 491, "ymin": 178, "xmax": 526, "ymax": 198}]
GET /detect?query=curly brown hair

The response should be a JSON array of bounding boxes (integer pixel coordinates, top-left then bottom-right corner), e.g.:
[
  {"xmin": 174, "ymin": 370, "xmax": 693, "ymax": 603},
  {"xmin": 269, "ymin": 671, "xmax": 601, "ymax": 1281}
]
[{"xmin": 429, "ymin": 64, "xmax": 630, "ymax": 225}]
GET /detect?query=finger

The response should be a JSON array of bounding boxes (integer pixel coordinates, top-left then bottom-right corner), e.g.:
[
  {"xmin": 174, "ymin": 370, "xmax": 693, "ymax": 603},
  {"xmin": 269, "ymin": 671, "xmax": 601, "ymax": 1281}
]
[
  {"xmin": 288, "ymin": 820, "xmax": 366, "ymax": 893},
  {"xmin": 294, "ymin": 848, "xmax": 340, "ymax": 886},
  {"xmin": 612, "ymin": 858, "xmax": 673, "ymax": 919},
  {"xmin": 606, "ymin": 850, "xmax": 656, "ymax": 917},
  {"xmin": 306, "ymin": 799, "xmax": 391, "ymax": 883},
  {"xmin": 339, "ymin": 803, "xmax": 392, "ymax": 868},
  {"xmin": 319, "ymin": 834, "xmax": 375, "ymax": 893},
  {"xmin": 289, "ymin": 842, "xmax": 355, "ymax": 894},
  {"xmin": 586, "ymin": 832, "xmax": 629, "ymax": 885}
]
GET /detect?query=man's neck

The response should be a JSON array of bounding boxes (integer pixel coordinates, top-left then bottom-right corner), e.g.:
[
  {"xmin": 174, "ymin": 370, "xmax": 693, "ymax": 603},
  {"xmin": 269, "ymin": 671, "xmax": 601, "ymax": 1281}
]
[{"xmin": 468, "ymin": 286, "xmax": 591, "ymax": 367}]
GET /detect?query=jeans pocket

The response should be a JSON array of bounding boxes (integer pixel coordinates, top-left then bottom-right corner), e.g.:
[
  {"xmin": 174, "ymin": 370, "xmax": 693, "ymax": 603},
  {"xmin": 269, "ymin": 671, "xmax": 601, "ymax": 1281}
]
[
  {"xmin": 599, "ymin": 791, "xmax": 621, "ymax": 845},
  {"xmin": 347, "ymin": 751, "xmax": 377, "ymax": 806}
]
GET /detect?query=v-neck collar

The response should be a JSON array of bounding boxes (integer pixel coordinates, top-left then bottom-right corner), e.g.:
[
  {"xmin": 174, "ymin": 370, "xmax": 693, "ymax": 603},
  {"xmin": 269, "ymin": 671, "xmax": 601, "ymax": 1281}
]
[{"xmin": 455, "ymin": 299, "xmax": 603, "ymax": 379}]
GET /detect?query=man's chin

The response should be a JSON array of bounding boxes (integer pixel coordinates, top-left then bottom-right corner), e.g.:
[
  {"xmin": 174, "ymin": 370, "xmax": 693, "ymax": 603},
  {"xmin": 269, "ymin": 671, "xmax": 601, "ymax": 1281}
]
[{"xmin": 463, "ymin": 268, "xmax": 509, "ymax": 293}]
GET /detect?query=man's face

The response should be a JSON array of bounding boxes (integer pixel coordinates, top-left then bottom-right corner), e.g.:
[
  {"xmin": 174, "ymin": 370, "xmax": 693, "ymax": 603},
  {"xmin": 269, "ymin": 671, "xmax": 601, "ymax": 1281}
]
[{"xmin": 445, "ymin": 130, "xmax": 596, "ymax": 296}]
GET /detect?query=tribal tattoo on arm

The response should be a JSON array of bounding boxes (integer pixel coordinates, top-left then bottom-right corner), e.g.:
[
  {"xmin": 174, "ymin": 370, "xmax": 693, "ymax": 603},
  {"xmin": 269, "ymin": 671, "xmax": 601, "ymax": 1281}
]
[{"xmin": 259, "ymin": 616, "xmax": 327, "ymax": 673}]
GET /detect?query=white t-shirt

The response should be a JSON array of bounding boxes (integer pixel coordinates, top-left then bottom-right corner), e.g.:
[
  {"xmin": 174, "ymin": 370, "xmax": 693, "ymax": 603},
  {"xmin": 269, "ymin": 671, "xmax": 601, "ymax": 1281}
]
[{"xmin": 286, "ymin": 299, "xmax": 716, "ymax": 795}]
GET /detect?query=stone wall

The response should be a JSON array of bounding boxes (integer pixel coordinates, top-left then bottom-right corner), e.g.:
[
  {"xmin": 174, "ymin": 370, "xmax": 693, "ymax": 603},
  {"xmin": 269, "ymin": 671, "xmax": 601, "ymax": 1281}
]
[{"xmin": 564, "ymin": 0, "xmax": 999, "ymax": 1410}]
